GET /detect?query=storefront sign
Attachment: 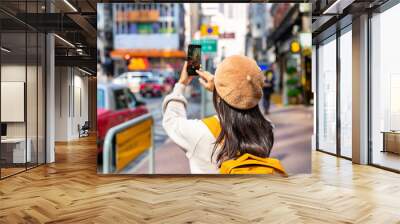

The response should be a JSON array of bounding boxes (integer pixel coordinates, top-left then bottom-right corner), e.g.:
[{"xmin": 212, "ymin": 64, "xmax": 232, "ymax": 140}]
[
  {"xmin": 111, "ymin": 49, "xmax": 186, "ymax": 59},
  {"xmin": 116, "ymin": 10, "xmax": 159, "ymax": 22},
  {"xmin": 114, "ymin": 33, "xmax": 179, "ymax": 50},
  {"xmin": 290, "ymin": 40, "xmax": 301, "ymax": 54},
  {"xmin": 258, "ymin": 64, "xmax": 269, "ymax": 71},
  {"xmin": 200, "ymin": 25, "xmax": 219, "ymax": 37},
  {"xmin": 115, "ymin": 118, "xmax": 153, "ymax": 171},
  {"xmin": 299, "ymin": 3, "xmax": 311, "ymax": 13},
  {"xmin": 128, "ymin": 58, "xmax": 150, "ymax": 71},
  {"xmin": 219, "ymin": 32, "xmax": 235, "ymax": 39},
  {"xmin": 299, "ymin": 33, "xmax": 312, "ymax": 48}
]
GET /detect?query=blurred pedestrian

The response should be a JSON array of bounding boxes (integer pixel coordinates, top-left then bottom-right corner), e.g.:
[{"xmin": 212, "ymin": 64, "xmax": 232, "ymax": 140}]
[
  {"xmin": 262, "ymin": 69, "xmax": 274, "ymax": 115},
  {"xmin": 162, "ymin": 55, "xmax": 286, "ymax": 175}
]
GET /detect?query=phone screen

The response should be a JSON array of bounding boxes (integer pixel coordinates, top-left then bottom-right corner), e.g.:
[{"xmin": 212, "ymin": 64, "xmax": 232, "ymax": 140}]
[{"xmin": 187, "ymin": 44, "xmax": 201, "ymax": 76}]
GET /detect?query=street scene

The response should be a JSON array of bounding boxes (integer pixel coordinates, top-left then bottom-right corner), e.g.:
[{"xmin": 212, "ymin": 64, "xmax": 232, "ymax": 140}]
[{"xmin": 97, "ymin": 3, "xmax": 312, "ymax": 174}]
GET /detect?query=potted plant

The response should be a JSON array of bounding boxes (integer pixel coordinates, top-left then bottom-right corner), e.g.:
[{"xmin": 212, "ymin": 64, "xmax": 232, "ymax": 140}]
[{"xmin": 286, "ymin": 66, "xmax": 301, "ymax": 104}]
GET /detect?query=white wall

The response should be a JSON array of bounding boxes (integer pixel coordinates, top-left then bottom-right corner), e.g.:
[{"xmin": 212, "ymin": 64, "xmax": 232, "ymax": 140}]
[
  {"xmin": 55, "ymin": 66, "xmax": 68, "ymax": 141},
  {"xmin": 1, "ymin": 63, "xmax": 46, "ymax": 164},
  {"xmin": 1, "ymin": 82, "xmax": 25, "ymax": 122},
  {"xmin": 72, "ymin": 72, "xmax": 89, "ymax": 138},
  {"xmin": 54, "ymin": 67, "xmax": 89, "ymax": 141},
  {"xmin": 1, "ymin": 65, "xmax": 31, "ymax": 138}
]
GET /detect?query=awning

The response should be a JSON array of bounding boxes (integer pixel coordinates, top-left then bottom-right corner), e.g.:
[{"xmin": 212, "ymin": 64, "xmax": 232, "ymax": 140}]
[
  {"xmin": 267, "ymin": 5, "xmax": 300, "ymax": 49},
  {"xmin": 110, "ymin": 49, "xmax": 186, "ymax": 59}
]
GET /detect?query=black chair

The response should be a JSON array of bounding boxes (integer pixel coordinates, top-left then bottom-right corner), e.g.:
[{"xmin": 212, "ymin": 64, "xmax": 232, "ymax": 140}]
[{"xmin": 78, "ymin": 121, "xmax": 90, "ymax": 138}]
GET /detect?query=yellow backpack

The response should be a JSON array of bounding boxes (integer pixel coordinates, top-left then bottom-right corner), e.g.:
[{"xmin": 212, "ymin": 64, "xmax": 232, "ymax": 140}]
[{"xmin": 202, "ymin": 116, "xmax": 287, "ymax": 176}]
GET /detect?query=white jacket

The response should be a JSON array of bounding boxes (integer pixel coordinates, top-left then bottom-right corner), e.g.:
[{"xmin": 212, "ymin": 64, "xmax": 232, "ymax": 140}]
[{"xmin": 162, "ymin": 83, "xmax": 219, "ymax": 174}]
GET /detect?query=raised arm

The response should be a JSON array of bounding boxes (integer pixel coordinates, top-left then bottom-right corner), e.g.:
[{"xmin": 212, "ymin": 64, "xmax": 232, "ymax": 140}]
[{"xmin": 162, "ymin": 62, "xmax": 202, "ymax": 155}]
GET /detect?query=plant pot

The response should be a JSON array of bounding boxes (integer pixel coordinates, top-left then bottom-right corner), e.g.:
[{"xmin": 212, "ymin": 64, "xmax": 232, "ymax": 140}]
[{"xmin": 288, "ymin": 96, "xmax": 297, "ymax": 105}]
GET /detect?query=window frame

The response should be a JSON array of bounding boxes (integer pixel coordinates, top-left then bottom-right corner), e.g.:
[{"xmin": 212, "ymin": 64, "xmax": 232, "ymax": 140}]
[{"xmin": 314, "ymin": 22, "xmax": 353, "ymax": 161}]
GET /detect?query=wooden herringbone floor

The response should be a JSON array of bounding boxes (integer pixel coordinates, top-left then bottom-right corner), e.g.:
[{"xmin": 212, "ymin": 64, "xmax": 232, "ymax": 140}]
[{"xmin": 1, "ymin": 137, "xmax": 400, "ymax": 223}]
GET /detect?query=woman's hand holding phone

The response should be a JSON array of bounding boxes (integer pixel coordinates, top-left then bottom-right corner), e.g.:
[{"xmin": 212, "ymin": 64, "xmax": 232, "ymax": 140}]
[
  {"xmin": 178, "ymin": 61, "xmax": 194, "ymax": 86},
  {"xmin": 196, "ymin": 69, "xmax": 214, "ymax": 92},
  {"xmin": 178, "ymin": 61, "xmax": 214, "ymax": 92}
]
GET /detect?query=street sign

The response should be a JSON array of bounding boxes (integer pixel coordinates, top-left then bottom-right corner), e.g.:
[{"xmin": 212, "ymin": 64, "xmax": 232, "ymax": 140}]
[
  {"xmin": 202, "ymin": 39, "xmax": 217, "ymax": 53},
  {"xmin": 192, "ymin": 39, "xmax": 218, "ymax": 53}
]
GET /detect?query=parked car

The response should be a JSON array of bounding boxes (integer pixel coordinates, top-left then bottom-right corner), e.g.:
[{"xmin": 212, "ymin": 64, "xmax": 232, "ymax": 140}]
[
  {"xmin": 97, "ymin": 83, "xmax": 149, "ymax": 164},
  {"xmin": 163, "ymin": 76, "xmax": 176, "ymax": 93},
  {"xmin": 113, "ymin": 71, "xmax": 154, "ymax": 93},
  {"xmin": 139, "ymin": 78, "xmax": 166, "ymax": 97}
]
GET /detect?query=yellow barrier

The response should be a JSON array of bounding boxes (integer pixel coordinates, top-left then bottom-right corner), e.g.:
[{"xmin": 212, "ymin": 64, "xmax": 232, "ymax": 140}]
[
  {"xmin": 115, "ymin": 119, "xmax": 153, "ymax": 171},
  {"xmin": 103, "ymin": 113, "xmax": 154, "ymax": 174}
]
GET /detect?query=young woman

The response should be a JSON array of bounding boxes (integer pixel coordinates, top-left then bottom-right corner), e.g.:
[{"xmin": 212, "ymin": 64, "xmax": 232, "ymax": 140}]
[{"xmin": 162, "ymin": 55, "xmax": 286, "ymax": 175}]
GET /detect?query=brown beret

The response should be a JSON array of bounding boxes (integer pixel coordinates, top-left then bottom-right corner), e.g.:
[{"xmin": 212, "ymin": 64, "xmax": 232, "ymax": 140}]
[{"xmin": 214, "ymin": 55, "xmax": 264, "ymax": 110}]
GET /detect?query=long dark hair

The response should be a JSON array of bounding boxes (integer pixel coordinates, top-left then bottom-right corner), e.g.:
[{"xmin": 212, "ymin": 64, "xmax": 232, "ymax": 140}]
[{"xmin": 212, "ymin": 89, "xmax": 274, "ymax": 166}]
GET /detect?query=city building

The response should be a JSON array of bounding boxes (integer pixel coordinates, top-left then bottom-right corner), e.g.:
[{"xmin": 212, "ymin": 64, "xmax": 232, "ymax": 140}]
[
  {"xmin": 97, "ymin": 3, "xmax": 114, "ymax": 77},
  {"xmin": 245, "ymin": 3, "xmax": 268, "ymax": 62},
  {"xmin": 106, "ymin": 3, "xmax": 186, "ymax": 76},
  {"xmin": 185, "ymin": 3, "xmax": 202, "ymax": 42},
  {"xmin": 267, "ymin": 3, "xmax": 312, "ymax": 105},
  {"xmin": 205, "ymin": 3, "xmax": 248, "ymax": 63}
]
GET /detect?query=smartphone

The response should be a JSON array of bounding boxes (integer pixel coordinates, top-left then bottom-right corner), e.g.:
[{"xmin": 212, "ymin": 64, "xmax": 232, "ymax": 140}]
[{"xmin": 187, "ymin": 44, "xmax": 201, "ymax": 76}]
